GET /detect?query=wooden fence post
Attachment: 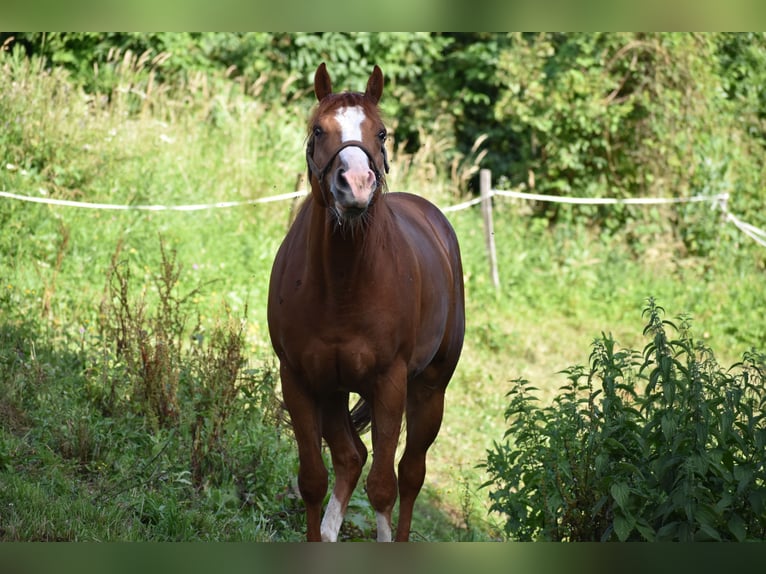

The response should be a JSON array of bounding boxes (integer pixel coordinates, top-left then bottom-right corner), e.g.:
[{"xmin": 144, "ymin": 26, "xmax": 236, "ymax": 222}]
[{"xmin": 480, "ymin": 168, "xmax": 500, "ymax": 290}]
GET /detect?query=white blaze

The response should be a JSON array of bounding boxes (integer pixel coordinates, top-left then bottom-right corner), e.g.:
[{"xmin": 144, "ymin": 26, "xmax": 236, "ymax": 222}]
[
  {"xmin": 335, "ymin": 105, "xmax": 366, "ymax": 142},
  {"xmin": 334, "ymin": 106, "xmax": 370, "ymax": 171}
]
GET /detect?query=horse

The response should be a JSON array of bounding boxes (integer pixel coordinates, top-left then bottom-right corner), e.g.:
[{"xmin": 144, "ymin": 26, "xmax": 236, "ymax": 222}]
[{"xmin": 267, "ymin": 63, "xmax": 465, "ymax": 542}]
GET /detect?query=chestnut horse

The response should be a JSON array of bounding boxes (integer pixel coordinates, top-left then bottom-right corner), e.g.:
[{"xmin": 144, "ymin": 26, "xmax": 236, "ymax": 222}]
[{"xmin": 267, "ymin": 63, "xmax": 465, "ymax": 542}]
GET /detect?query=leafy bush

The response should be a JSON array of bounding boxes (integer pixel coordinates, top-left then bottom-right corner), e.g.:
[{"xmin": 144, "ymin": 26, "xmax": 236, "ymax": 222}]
[
  {"xmin": 4, "ymin": 32, "xmax": 765, "ymax": 249},
  {"xmin": 483, "ymin": 299, "xmax": 766, "ymax": 541}
]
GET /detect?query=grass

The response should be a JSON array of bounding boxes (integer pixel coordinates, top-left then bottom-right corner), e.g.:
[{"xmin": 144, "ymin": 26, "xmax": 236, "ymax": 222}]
[{"xmin": 1, "ymin": 49, "xmax": 765, "ymax": 541}]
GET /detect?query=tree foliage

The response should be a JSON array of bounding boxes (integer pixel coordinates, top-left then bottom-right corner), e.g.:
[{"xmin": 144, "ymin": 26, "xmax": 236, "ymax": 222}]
[{"xmin": 3, "ymin": 32, "xmax": 765, "ymax": 250}]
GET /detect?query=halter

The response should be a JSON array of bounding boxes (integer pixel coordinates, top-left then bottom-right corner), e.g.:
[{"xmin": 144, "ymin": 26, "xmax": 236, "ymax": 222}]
[{"xmin": 306, "ymin": 138, "xmax": 389, "ymax": 188}]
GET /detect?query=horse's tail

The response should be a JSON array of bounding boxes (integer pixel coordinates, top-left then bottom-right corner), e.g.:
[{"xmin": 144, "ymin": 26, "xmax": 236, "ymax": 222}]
[{"xmin": 349, "ymin": 397, "xmax": 372, "ymax": 434}]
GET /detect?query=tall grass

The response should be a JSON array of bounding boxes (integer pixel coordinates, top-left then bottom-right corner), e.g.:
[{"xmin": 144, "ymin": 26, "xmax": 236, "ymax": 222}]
[{"xmin": 1, "ymin": 46, "xmax": 764, "ymax": 541}]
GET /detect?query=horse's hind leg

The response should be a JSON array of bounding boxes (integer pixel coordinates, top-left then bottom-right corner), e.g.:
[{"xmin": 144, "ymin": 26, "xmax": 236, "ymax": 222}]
[
  {"xmin": 395, "ymin": 383, "xmax": 446, "ymax": 542},
  {"xmin": 319, "ymin": 393, "xmax": 368, "ymax": 542},
  {"xmin": 280, "ymin": 367, "xmax": 327, "ymax": 541}
]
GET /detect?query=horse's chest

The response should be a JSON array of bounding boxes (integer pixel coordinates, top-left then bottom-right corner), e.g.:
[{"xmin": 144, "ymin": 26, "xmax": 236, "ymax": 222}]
[
  {"xmin": 300, "ymin": 335, "xmax": 388, "ymax": 393},
  {"xmin": 279, "ymin": 282, "xmax": 411, "ymax": 391}
]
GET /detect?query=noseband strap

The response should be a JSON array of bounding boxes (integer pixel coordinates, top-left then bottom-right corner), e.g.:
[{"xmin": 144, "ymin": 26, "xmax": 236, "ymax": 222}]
[{"xmin": 306, "ymin": 139, "xmax": 389, "ymax": 186}]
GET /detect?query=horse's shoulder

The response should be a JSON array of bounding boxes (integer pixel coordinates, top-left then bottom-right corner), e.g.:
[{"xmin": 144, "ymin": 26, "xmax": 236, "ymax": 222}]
[
  {"xmin": 386, "ymin": 191, "xmax": 431, "ymax": 207},
  {"xmin": 386, "ymin": 192, "xmax": 454, "ymax": 237},
  {"xmin": 385, "ymin": 192, "xmax": 443, "ymax": 221}
]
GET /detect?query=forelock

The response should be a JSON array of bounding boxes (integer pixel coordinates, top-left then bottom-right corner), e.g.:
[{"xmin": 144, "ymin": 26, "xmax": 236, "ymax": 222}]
[{"xmin": 308, "ymin": 92, "xmax": 381, "ymax": 134}]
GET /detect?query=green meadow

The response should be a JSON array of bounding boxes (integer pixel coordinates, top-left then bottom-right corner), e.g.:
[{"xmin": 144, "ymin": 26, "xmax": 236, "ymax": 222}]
[{"xmin": 1, "ymin": 36, "xmax": 765, "ymax": 541}]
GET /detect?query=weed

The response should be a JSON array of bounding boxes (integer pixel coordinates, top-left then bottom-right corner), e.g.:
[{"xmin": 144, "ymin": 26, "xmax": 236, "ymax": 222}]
[
  {"xmin": 188, "ymin": 308, "xmax": 248, "ymax": 490},
  {"xmin": 483, "ymin": 299, "xmax": 766, "ymax": 541}
]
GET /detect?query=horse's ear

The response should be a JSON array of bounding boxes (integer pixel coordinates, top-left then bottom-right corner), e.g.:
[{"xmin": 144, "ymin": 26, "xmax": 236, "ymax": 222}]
[
  {"xmin": 365, "ymin": 65, "xmax": 383, "ymax": 104},
  {"xmin": 314, "ymin": 62, "xmax": 332, "ymax": 101}
]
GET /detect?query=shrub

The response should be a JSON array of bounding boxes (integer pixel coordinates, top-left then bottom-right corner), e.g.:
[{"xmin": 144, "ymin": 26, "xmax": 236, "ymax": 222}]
[
  {"xmin": 482, "ymin": 298, "xmax": 766, "ymax": 541},
  {"xmin": 4, "ymin": 32, "xmax": 765, "ymax": 244}
]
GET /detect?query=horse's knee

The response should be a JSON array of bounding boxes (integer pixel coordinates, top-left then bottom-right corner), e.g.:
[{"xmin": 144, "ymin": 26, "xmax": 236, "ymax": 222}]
[
  {"xmin": 329, "ymin": 436, "xmax": 366, "ymax": 480},
  {"xmin": 351, "ymin": 440, "xmax": 368, "ymax": 473},
  {"xmin": 347, "ymin": 448, "xmax": 366, "ymax": 479},
  {"xmin": 299, "ymin": 464, "xmax": 329, "ymax": 506},
  {"xmin": 339, "ymin": 438, "xmax": 366, "ymax": 468},
  {"xmin": 366, "ymin": 467, "xmax": 398, "ymax": 512}
]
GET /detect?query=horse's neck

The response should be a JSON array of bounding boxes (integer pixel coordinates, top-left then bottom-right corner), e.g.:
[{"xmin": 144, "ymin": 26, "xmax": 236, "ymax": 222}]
[{"xmin": 305, "ymin": 197, "xmax": 391, "ymax": 289}]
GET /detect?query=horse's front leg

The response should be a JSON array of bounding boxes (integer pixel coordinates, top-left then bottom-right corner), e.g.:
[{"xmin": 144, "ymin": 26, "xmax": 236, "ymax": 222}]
[
  {"xmin": 365, "ymin": 361, "xmax": 407, "ymax": 542},
  {"xmin": 280, "ymin": 365, "xmax": 327, "ymax": 541},
  {"xmin": 319, "ymin": 392, "xmax": 368, "ymax": 542}
]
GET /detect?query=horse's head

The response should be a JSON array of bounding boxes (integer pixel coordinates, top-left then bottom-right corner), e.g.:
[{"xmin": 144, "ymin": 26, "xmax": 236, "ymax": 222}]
[{"xmin": 306, "ymin": 63, "xmax": 389, "ymax": 223}]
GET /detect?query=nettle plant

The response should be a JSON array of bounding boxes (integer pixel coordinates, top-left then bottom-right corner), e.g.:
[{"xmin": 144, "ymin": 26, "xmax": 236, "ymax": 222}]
[{"xmin": 483, "ymin": 299, "xmax": 766, "ymax": 541}]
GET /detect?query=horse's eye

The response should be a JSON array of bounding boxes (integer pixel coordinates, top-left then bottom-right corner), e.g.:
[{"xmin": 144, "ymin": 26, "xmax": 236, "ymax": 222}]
[
  {"xmin": 313, "ymin": 126, "xmax": 323, "ymax": 137},
  {"xmin": 378, "ymin": 129, "xmax": 387, "ymax": 142}
]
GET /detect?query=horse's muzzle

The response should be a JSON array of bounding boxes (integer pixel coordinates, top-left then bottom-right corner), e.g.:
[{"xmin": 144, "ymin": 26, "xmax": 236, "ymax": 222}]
[{"xmin": 329, "ymin": 150, "xmax": 378, "ymax": 218}]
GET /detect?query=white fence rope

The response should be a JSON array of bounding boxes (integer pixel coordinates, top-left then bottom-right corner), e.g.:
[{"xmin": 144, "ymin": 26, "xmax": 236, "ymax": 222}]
[
  {"xmin": 440, "ymin": 196, "xmax": 484, "ymax": 213},
  {"xmin": 492, "ymin": 188, "xmax": 730, "ymax": 206},
  {"xmin": 725, "ymin": 212, "xmax": 766, "ymax": 248},
  {"xmin": 0, "ymin": 190, "xmax": 307, "ymax": 211},
  {"xmin": 486, "ymin": 188, "xmax": 766, "ymax": 248},
  {"xmin": 0, "ymin": 187, "xmax": 731, "ymax": 211},
  {"xmin": 2, "ymin": 185, "xmax": 764, "ymax": 248}
]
